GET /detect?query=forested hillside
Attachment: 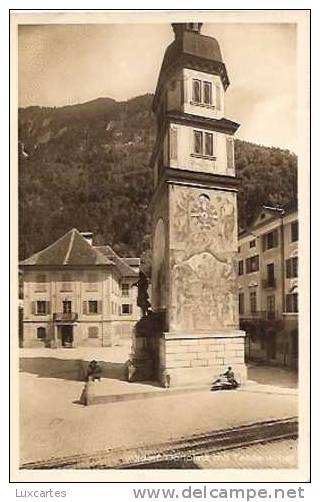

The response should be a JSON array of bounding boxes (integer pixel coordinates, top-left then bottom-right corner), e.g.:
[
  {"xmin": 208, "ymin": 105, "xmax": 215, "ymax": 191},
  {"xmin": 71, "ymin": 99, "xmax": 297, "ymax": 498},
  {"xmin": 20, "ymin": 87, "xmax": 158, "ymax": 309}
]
[{"xmin": 18, "ymin": 94, "xmax": 297, "ymax": 263}]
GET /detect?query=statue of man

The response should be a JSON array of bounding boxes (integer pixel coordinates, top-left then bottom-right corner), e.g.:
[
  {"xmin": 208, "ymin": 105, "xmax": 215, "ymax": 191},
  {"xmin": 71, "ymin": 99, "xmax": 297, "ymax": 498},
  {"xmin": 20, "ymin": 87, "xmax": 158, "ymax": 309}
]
[{"xmin": 132, "ymin": 271, "xmax": 151, "ymax": 318}]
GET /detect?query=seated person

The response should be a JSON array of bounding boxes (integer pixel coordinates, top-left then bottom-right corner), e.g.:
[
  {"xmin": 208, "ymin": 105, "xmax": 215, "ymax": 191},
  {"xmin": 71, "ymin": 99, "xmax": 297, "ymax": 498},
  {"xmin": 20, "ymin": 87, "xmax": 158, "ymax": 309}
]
[
  {"xmin": 86, "ymin": 360, "xmax": 102, "ymax": 382},
  {"xmin": 211, "ymin": 366, "xmax": 239, "ymax": 389},
  {"xmin": 223, "ymin": 366, "xmax": 238, "ymax": 387}
]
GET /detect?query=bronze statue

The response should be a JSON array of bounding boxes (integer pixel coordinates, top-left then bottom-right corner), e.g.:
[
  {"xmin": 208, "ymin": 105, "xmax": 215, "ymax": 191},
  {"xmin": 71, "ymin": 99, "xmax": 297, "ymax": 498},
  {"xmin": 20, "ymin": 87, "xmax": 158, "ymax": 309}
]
[{"xmin": 132, "ymin": 271, "xmax": 151, "ymax": 317}]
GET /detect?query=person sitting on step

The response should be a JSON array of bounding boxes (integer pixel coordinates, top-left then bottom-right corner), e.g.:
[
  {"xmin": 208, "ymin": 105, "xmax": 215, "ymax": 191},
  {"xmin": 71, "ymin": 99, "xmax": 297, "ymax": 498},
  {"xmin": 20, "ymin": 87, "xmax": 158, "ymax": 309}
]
[{"xmin": 86, "ymin": 360, "xmax": 102, "ymax": 382}]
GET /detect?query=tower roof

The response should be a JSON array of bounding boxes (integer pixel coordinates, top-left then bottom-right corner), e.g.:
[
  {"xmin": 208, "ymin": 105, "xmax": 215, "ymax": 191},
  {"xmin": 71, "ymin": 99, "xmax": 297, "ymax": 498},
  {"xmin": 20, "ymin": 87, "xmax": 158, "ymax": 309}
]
[{"xmin": 153, "ymin": 23, "xmax": 229, "ymax": 112}]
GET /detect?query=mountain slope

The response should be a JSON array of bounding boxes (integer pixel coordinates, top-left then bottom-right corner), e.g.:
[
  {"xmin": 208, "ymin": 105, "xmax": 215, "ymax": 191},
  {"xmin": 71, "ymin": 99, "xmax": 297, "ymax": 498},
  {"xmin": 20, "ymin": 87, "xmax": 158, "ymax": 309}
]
[{"xmin": 18, "ymin": 94, "xmax": 297, "ymax": 263}]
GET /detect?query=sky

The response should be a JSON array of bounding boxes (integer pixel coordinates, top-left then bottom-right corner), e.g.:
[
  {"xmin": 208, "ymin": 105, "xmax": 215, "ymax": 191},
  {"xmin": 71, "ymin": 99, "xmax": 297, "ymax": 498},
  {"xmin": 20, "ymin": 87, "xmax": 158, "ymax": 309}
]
[{"xmin": 18, "ymin": 22, "xmax": 297, "ymax": 152}]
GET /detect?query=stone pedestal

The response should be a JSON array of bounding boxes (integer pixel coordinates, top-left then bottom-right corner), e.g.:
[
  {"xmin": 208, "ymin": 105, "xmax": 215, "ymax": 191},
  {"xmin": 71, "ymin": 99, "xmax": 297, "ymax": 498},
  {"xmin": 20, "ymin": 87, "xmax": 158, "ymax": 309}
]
[
  {"xmin": 127, "ymin": 312, "xmax": 164, "ymax": 382},
  {"xmin": 159, "ymin": 331, "xmax": 247, "ymax": 387},
  {"xmin": 128, "ymin": 334, "xmax": 156, "ymax": 382}
]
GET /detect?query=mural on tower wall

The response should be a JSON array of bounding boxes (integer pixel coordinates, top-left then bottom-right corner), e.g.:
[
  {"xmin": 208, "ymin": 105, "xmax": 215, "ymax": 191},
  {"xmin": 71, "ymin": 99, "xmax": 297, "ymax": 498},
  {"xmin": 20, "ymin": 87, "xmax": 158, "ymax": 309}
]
[{"xmin": 169, "ymin": 184, "xmax": 239, "ymax": 332}]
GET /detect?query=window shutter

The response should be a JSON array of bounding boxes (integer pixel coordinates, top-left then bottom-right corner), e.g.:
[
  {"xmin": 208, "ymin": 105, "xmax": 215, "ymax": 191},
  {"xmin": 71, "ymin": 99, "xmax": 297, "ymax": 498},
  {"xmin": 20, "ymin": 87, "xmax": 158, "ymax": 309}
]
[
  {"xmin": 98, "ymin": 301, "xmax": 102, "ymax": 314},
  {"xmin": 226, "ymin": 138, "xmax": 234, "ymax": 169},
  {"xmin": 129, "ymin": 304, "xmax": 133, "ymax": 314},
  {"xmin": 170, "ymin": 127, "xmax": 178, "ymax": 160},
  {"xmin": 180, "ymin": 79, "xmax": 184, "ymax": 105},
  {"xmin": 118, "ymin": 305, "xmax": 121, "ymax": 316},
  {"xmin": 46, "ymin": 301, "xmax": 51, "ymax": 315},
  {"xmin": 213, "ymin": 133, "xmax": 217, "ymax": 158},
  {"xmin": 215, "ymin": 84, "xmax": 221, "ymax": 110},
  {"xmin": 262, "ymin": 235, "xmax": 267, "ymax": 252},
  {"xmin": 83, "ymin": 301, "xmax": 87, "ymax": 315},
  {"xmin": 32, "ymin": 301, "xmax": 36, "ymax": 315},
  {"xmin": 286, "ymin": 259, "xmax": 290, "ymax": 278}
]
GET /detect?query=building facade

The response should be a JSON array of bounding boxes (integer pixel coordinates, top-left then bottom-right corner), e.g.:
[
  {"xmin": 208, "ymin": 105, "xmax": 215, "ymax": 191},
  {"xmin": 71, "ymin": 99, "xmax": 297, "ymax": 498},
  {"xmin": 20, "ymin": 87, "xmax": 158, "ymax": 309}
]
[
  {"xmin": 238, "ymin": 206, "xmax": 298, "ymax": 369},
  {"xmin": 20, "ymin": 229, "xmax": 140, "ymax": 348}
]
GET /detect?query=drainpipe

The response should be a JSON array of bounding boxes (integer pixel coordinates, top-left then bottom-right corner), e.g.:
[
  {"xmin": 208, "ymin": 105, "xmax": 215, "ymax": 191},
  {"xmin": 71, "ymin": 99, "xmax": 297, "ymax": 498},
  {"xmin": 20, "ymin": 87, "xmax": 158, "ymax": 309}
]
[{"xmin": 280, "ymin": 212, "xmax": 286, "ymax": 316}]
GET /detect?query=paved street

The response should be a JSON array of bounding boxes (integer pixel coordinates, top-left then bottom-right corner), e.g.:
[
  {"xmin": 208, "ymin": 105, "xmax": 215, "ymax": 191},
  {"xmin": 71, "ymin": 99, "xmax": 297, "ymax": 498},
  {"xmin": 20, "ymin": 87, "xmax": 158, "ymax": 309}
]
[{"xmin": 19, "ymin": 342, "xmax": 298, "ymax": 467}]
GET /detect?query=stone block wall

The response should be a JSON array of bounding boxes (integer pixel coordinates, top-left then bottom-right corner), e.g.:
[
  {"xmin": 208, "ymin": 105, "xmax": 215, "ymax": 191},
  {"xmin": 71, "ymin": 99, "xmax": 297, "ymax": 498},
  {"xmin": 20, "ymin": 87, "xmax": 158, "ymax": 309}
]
[{"xmin": 159, "ymin": 332, "xmax": 247, "ymax": 387}]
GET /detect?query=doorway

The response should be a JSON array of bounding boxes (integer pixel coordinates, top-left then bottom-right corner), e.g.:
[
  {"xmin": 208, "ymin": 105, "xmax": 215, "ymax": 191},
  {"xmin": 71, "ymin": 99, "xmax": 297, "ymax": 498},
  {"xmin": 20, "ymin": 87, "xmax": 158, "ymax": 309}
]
[{"xmin": 60, "ymin": 325, "xmax": 73, "ymax": 347}]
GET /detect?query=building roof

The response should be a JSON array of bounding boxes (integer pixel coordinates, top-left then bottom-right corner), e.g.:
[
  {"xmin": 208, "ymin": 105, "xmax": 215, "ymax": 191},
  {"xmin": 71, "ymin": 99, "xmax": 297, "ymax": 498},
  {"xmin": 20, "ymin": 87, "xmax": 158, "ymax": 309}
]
[
  {"xmin": 20, "ymin": 228, "xmax": 114, "ymax": 267},
  {"xmin": 95, "ymin": 246, "xmax": 139, "ymax": 278},
  {"xmin": 239, "ymin": 203, "xmax": 298, "ymax": 239},
  {"xmin": 123, "ymin": 257, "xmax": 140, "ymax": 267}
]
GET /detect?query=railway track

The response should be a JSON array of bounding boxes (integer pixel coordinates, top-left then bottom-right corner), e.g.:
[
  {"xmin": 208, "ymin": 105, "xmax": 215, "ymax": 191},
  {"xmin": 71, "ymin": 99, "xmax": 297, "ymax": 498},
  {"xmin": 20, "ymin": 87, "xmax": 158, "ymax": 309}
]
[{"xmin": 21, "ymin": 417, "xmax": 298, "ymax": 470}]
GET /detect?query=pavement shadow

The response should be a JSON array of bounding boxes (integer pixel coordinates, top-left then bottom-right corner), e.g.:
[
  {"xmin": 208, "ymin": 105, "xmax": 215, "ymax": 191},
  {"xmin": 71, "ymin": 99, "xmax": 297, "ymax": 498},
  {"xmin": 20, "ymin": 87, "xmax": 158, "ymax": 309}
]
[
  {"xmin": 247, "ymin": 364, "xmax": 298, "ymax": 389},
  {"xmin": 20, "ymin": 357, "xmax": 127, "ymax": 382}
]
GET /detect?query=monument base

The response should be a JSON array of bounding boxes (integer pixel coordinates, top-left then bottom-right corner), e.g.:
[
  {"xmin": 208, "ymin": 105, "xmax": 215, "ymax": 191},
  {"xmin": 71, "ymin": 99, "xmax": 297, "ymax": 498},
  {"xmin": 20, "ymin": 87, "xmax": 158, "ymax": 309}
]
[
  {"xmin": 158, "ymin": 331, "xmax": 247, "ymax": 387},
  {"xmin": 127, "ymin": 312, "xmax": 164, "ymax": 382}
]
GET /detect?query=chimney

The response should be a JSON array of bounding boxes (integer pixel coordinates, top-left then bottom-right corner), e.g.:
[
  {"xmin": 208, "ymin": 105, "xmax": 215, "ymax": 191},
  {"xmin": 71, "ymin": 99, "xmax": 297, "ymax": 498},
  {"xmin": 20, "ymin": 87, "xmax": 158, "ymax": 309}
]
[{"xmin": 81, "ymin": 231, "xmax": 93, "ymax": 246}]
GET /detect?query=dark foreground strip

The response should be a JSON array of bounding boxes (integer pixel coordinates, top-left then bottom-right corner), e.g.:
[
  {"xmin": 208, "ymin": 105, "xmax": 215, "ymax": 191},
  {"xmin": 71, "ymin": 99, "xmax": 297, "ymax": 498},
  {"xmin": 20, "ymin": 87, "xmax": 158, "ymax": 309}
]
[{"xmin": 21, "ymin": 417, "xmax": 298, "ymax": 470}]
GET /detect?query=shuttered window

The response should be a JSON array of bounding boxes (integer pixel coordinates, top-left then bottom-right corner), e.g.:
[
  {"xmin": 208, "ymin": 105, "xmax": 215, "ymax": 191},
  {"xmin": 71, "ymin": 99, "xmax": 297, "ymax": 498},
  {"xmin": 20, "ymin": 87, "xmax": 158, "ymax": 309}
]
[
  {"xmin": 63, "ymin": 300, "xmax": 72, "ymax": 314},
  {"xmin": 249, "ymin": 290, "xmax": 257, "ymax": 313},
  {"xmin": 215, "ymin": 84, "xmax": 221, "ymax": 110},
  {"xmin": 246, "ymin": 255, "xmax": 259, "ymax": 273},
  {"xmin": 36, "ymin": 301, "xmax": 50, "ymax": 315},
  {"xmin": 170, "ymin": 126, "xmax": 178, "ymax": 160},
  {"xmin": 121, "ymin": 304, "xmax": 132, "ymax": 315},
  {"xmin": 84, "ymin": 300, "xmax": 102, "ymax": 314},
  {"xmin": 262, "ymin": 229, "xmax": 279, "ymax": 251},
  {"xmin": 88, "ymin": 300, "xmax": 98, "ymax": 314},
  {"xmin": 291, "ymin": 221, "xmax": 298, "ymax": 242},
  {"xmin": 88, "ymin": 327, "xmax": 99, "ymax": 338},
  {"xmin": 286, "ymin": 293, "xmax": 298, "ymax": 313},
  {"xmin": 121, "ymin": 283, "xmax": 130, "ymax": 297},
  {"xmin": 226, "ymin": 138, "xmax": 234, "ymax": 169},
  {"xmin": 286, "ymin": 257, "xmax": 298, "ymax": 278}
]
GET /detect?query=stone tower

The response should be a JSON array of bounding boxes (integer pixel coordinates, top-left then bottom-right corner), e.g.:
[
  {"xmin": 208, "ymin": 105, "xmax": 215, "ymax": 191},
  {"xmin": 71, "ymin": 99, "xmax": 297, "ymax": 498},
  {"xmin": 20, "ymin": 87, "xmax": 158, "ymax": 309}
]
[{"xmin": 150, "ymin": 23, "xmax": 247, "ymax": 387}]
